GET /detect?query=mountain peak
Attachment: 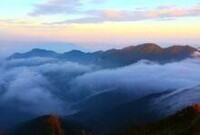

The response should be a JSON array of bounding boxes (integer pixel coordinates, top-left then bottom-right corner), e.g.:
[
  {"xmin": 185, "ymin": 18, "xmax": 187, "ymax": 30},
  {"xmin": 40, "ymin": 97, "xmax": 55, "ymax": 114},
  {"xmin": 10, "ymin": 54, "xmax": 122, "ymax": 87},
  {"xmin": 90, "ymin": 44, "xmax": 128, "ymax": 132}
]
[
  {"xmin": 30, "ymin": 48, "xmax": 47, "ymax": 52},
  {"xmin": 134, "ymin": 43, "xmax": 163, "ymax": 53},
  {"xmin": 9, "ymin": 48, "xmax": 58, "ymax": 59},
  {"xmin": 29, "ymin": 48, "xmax": 57, "ymax": 54},
  {"xmin": 166, "ymin": 45, "xmax": 198, "ymax": 53},
  {"xmin": 121, "ymin": 44, "xmax": 162, "ymax": 53}
]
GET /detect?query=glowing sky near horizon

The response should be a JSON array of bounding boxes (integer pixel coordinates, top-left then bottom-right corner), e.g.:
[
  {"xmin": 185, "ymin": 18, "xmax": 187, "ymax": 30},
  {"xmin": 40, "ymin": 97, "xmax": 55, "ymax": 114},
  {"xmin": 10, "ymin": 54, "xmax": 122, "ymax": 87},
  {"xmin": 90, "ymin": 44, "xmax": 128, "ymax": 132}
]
[{"xmin": 0, "ymin": 0, "xmax": 200, "ymax": 51}]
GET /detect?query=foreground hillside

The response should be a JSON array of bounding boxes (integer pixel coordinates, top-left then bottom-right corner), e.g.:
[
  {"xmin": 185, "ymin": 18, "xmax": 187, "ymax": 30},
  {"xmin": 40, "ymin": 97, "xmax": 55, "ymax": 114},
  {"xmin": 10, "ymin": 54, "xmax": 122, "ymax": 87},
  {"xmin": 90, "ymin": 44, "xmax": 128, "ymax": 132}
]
[
  {"xmin": 118, "ymin": 104, "xmax": 200, "ymax": 135},
  {"xmin": 3, "ymin": 104, "xmax": 200, "ymax": 135},
  {"xmin": 7, "ymin": 115, "xmax": 92, "ymax": 135}
]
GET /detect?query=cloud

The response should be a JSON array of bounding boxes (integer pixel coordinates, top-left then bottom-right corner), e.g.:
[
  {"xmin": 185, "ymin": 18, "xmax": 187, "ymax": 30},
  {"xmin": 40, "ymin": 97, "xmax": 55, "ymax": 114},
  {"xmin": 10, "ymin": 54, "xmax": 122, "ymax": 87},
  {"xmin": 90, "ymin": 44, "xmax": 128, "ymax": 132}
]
[
  {"xmin": 29, "ymin": 0, "xmax": 82, "ymax": 16},
  {"xmin": 193, "ymin": 51, "xmax": 200, "ymax": 57},
  {"xmin": 0, "ymin": 19, "xmax": 20, "ymax": 24},
  {"xmin": 0, "ymin": 57, "xmax": 94, "ymax": 116},
  {"xmin": 70, "ymin": 58, "xmax": 200, "ymax": 101},
  {"xmin": 1, "ymin": 56, "xmax": 200, "ymax": 116},
  {"xmin": 29, "ymin": 0, "xmax": 107, "ymax": 16},
  {"xmin": 1, "ymin": 68, "xmax": 63, "ymax": 114},
  {"xmin": 0, "ymin": 19, "xmax": 30, "ymax": 25},
  {"xmin": 48, "ymin": 3, "xmax": 200, "ymax": 24},
  {"xmin": 5, "ymin": 57, "xmax": 58, "ymax": 68}
]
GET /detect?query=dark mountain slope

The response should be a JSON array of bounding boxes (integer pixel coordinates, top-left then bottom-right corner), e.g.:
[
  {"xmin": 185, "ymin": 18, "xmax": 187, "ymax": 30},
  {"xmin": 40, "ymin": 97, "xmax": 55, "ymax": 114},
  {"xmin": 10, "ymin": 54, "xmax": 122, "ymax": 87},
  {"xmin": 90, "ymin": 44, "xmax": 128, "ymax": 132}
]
[
  {"xmin": 118, "ymin": 104, "xmax": 200, "ymax": 135},
  {"xmin": 4, "ymin": 104, "xmax": 200, "ymax": 135},
  {"xmin": 66, "ymin": 90, "xmax": 172, "ymax": 134},
  {"xmin": 7, "ymin": 115, "xmax": 92, "ymax": 135}
]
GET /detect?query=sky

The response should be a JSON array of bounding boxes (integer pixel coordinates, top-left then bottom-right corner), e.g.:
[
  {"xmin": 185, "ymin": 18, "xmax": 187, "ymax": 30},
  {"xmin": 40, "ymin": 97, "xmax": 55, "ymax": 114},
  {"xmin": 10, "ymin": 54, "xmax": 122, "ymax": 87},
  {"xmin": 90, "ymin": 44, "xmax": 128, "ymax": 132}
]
[{"xmin": 0, "ymin": 0, "xmax": 200, "ymax": 54}]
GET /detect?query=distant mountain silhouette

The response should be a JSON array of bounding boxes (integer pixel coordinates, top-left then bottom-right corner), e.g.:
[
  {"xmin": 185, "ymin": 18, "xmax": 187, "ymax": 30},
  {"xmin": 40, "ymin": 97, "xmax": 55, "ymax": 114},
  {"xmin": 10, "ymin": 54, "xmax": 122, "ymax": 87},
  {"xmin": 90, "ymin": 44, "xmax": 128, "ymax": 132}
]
[
  {"xmin": 118, "ymin": 104, "xmax": 200, "ymax": 135},
  {"xmin": 9, "ymin": 43, "xmax": 199, "ymax": 68},
  {"xmin": 7, "ymin": 115, "xmax": 92, "ymax": 135},
  {"xmin": 59, "ymin": 50, "xmax": 97, "ymax": 64},
  {"xmin": 8, "ymin": 49, "xmax": 59, "ymax": 59}
]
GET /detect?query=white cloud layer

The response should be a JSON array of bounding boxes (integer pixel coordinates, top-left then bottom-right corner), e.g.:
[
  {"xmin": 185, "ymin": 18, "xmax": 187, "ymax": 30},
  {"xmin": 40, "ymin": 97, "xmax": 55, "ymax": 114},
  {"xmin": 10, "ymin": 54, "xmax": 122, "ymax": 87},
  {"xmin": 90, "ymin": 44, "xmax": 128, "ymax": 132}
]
[
  {"xmin": 70, "ymin": 58, "xmax": 200, "ymax": 100},
  {"xmin": 0, "ymin": 56, "xmax": 200, "ymax": 118}
]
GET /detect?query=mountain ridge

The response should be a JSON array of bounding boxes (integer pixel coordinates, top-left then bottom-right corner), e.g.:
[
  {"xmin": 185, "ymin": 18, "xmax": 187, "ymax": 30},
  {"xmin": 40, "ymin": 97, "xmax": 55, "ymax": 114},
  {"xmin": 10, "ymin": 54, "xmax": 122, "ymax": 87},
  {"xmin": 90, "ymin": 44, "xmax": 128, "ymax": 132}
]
[
  {"xmin": 8, "ymin": 43, "xmax": 199, "ymax": 68},
  {"xmin": 8, "ymin": 48, "xmax": 59, "ymax": 59}
]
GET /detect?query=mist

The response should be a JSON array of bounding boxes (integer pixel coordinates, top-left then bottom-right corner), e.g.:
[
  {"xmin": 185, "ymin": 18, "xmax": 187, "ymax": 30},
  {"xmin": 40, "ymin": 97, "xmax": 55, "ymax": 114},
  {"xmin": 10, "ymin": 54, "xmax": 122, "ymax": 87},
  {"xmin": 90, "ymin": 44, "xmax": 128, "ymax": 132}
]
[
  {"xmin": 0, "ymin": 57, "xmax": 94, "ymax": 116},
  {"xmin": 70, "ymin": 59, "xmax": 200, "ymax": 100},
  {"xmin": 0, "ymin": 54, "xmax": 200, "ymax": 129}
]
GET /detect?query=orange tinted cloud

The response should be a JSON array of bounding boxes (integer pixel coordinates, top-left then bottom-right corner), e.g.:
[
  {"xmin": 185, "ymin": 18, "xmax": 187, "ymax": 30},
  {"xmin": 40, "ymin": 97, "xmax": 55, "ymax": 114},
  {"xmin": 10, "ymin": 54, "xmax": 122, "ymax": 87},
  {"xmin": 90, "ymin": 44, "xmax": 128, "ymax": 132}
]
[{"xmin": 53, "ymin": 3, "xmax": 200, "ymax": 24}]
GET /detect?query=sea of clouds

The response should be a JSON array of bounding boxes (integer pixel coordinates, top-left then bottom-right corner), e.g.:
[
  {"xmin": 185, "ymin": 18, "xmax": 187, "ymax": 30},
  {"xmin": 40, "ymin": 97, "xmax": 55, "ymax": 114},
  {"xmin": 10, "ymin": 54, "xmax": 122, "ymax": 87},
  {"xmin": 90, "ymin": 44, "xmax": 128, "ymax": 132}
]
[{"xmin": 0, "ymin": 55, "xmax": 200, "ymax": 128}]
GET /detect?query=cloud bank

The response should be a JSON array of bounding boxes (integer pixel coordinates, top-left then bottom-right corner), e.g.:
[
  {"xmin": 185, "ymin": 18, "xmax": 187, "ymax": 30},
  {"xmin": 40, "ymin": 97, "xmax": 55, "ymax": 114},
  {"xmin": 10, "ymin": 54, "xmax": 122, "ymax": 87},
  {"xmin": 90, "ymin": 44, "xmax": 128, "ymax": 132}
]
[
  {"xmin": 0, "ymin": 55, "xmax": 200, "ymax": 126},
  {"xmin": 0, "ymin": 57, "xmax": 94, "ymax": 115},
  {"xmin": 70, "ymin": 59, "xmax": 200, "ymax": 100}
]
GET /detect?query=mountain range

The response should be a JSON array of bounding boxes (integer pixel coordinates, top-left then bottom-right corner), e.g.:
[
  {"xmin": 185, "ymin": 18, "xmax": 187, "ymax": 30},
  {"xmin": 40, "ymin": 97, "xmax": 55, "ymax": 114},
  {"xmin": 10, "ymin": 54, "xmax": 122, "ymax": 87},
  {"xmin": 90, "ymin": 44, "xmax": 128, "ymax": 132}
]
[{"xmin": 9, "ymin": 43, "xmax": 199, "ymax": 68}]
